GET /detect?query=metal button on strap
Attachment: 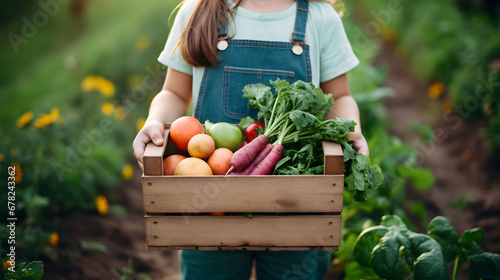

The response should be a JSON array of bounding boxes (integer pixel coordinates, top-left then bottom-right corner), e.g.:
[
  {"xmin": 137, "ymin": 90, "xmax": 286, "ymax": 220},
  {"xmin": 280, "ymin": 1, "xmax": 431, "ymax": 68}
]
[
  {"xmin": 217, "ymin": 40, "xmax": 228, "ymax": 51},
  {"xmin": 292, "ymin": 44, "xmax": 303, "ymax": 55}
]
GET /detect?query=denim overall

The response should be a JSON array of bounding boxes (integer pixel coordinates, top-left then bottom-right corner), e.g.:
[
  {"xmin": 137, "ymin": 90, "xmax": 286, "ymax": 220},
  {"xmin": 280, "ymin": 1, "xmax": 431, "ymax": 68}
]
[
  {"xmin": 194, "ymin": 0, "xmax": 312, "ymax": 124},
  {"xmin": 182, "ymin": 0, "xmax": 330, "ymax": 279}
]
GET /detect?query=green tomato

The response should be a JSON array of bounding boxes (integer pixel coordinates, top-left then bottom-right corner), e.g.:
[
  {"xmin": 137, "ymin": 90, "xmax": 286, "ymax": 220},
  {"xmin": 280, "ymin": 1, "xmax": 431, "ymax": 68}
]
[
  {"xmin": 204, "ymin": 120, "xmax": 214, "ymax": 132},
  {"xmin": 207, "ymin": 122, "xmax": 243, "ymax": 152}
]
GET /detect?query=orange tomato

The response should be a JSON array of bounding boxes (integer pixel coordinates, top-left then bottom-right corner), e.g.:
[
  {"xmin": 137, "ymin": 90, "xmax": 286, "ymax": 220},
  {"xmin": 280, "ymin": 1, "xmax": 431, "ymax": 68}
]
[
  {"xmin": 207, "ymin": 148, "xmax": 233, "ymax": 175},
  {"xmin": 169, "ymin": 116, "xmax": 204, "ymax": 152},
  {"xmin": 163, "ymin": 154, "xmax": 187, "ymax": 175}
]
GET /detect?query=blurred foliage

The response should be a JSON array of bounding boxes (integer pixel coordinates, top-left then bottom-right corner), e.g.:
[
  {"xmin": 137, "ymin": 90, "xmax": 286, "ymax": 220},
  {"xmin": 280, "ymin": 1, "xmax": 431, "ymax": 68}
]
[
  {"xmin": 0, "ymin": 0, "xmax": 180, "ymax": 276},
  {"xmin": 331, "ymin": 17, "xmax": 437, "ymax": 278},
  {"xmin": 351, "ymin": 0, "xmax": 500, "ymax": 150}
]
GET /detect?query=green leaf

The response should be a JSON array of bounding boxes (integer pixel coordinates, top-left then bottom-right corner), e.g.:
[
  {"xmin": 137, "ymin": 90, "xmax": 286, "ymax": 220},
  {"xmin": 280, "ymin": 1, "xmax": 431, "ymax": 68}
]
[
  {"xmin": 239, "ymin": 116, "xmax": 256, "ymax": 132},
  {"xmin": 469, "ymin": 252, "xmax": 500, "ymax": 279},
  {"xmin": 372, "ymin": 232, "xmax": 405, "ymax": 280},
  {"xmin": 461, "ymin": 227, "xmax": 484, "ymax": 246},
  {"xmin": 409, "ymin": 168, "xmax": 435, "ymax": 191},
  {"xmin": 427, "ymin": 216, "xmax": 459, "ymax": 263},
  {"xmin": 380, "ymin": 214, "xmax": 408, "ymax": 229},
  {"xmin": 5, "ymin": 261, "xmax": 44, "ymax": 280},
  {"xmin": 289, "ymin": 110, "xmax": 318, "ymax": 130},
  {"xmin": 342, "ymin": 260, "xmax": 382, "ymax": 280},
  {"xmin": 80, "ymin": 240, "xmax": 109, "ymax": 253},
  {"xmin": 409, "ymin": 233, "xmax": 450, "ymax": 280},
  {"xmin": 354, "ymin": 225, "xmax": 389, "ymax": 267},
  {"xmin": 410, "ymin": 202, "xmax": 428, "ymax": 226}
]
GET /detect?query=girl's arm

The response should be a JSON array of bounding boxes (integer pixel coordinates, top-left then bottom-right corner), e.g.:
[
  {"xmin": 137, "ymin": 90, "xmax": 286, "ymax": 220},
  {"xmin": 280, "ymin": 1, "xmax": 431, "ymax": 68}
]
[
  {"xmin": 133, "ymin": 68, "xmax": 193, "ymax": 170},
  {"xmin": 321, "ymin": 73, "xmax": 369, "ymax": 156}
]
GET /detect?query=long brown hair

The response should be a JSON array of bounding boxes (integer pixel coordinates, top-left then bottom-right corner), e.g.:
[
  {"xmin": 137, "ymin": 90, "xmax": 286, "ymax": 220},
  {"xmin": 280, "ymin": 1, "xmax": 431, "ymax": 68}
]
[{"xmin": 174, "ymin": 0, "xmax": 343, "ymax": 67}]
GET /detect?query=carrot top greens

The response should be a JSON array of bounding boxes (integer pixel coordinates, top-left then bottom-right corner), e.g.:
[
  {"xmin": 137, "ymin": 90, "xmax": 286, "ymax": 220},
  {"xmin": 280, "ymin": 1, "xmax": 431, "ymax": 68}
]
[{"xmin": 242, "ymin": 79, "xmax": 383, "ymax": 202}]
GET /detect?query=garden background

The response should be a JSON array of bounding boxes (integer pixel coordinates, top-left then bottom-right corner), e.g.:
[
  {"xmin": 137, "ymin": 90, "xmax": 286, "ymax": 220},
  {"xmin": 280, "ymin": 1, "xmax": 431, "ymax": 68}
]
[{"xmin": 1, "ymin": 0, "xmax": 499, "ymax": 279}]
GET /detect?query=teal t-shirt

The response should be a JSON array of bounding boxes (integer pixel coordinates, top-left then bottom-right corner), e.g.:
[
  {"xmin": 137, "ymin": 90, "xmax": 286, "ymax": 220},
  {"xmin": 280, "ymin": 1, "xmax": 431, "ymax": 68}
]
[{"xmin": 158, "ymin": 0, "xmax": 359, "ymax": 113}]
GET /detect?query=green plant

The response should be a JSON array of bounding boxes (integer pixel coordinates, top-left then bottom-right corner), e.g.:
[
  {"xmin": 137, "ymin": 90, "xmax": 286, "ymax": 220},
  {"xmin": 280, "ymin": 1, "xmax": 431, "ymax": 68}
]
[
  {"xmin": 353, "ymin": 215, "xmax": 500, "ymax": 279},
  {"xmin": 4, "ymin": 261, "xmax": 43, "ymax": 280},
  {"xmin": 111, "ymin": 259, "xmax": 151, "ymax": 280}
]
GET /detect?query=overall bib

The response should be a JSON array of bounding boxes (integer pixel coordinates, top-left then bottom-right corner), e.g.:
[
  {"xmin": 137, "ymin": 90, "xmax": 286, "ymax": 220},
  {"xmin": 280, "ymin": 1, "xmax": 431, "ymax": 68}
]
[
  {"xmin": 181, "ymin": 1, "xmax": 330, "ymax": 279},
  {"xmin": 194, "ymin": 0, "xmax": 312, "ymax": 124}
]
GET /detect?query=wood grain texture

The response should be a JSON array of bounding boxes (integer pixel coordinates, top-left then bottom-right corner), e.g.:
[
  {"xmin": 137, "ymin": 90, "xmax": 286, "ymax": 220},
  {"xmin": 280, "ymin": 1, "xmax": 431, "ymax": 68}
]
[
  {"xmin": 322, "ymin": 141, "xmax": 344, "ymax": 175},
  {"xmin": 145, "ymin": 215, "xmax": 341, "ymax": 248},
  {"xmin": 145, "ymin": 246, "xmax": 339, "ymax": 251},
  {"xmin": 143, "ymin": 128, "xmax": 169, "ymax": 176},
  {"xmin": 142, "ymin": 175, "xmax": 343, "ymax": 213}
]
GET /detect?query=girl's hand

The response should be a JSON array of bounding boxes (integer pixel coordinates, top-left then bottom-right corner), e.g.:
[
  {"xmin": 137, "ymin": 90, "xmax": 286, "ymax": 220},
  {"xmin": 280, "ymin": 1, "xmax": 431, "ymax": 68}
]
[
  {"xmin": 132, "ymin": 120, "xmax": 165, "ymax": 171},
  {"xmin": 349, "ymin": 131, "xmax": 370, "ymax": 157}
]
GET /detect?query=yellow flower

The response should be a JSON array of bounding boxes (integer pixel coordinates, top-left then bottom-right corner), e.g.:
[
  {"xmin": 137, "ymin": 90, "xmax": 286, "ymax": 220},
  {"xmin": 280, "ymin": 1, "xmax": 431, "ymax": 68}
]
[
  {"xmin": 50, "ymin": 107, "xmax": 60, "ymax": 122},
  {"xmin": 114, "ymin": 105, "xmax": 126, "ymax": 120},
  {"xmin": 101, "ymin": 102, "xmax": 114, "ymax": 116},
  {"xmin": 135, "ymin": 35, "xmax": 151, "ymax": 52},
  {"xmin": 12, "ymin": 163, "xmax": 22, "ymax": 184},
  {"xmin": 122, "ymin": 164, "xmax": 134, "ymax": 180},
  {"xmin": 34, "ymin": 113, "xmax": 53, "ymax": 128},
  {"xmin": 3, "ymin": 259, "xmax": 12, "ymax": 269},
  {"xmin": 96, "ymin": 195, "xmax": 109, "ymax": 215},
  {"xmin": 428, "ymin": 82, "xmax": 445, "ymax": 99},
  {"xmin": 136, "ymin": 117, "xmax": 146, "ymax": 133},
  {"xmin": 81, "ymin": 75, "xmax": 97, "ymax": 92},
  {"xmin": 96, "ymin": 77, "xmax": 115, "ymax": 97},
  {"xmin": 48, "ymin": 232, "xmax": 59, "ymax": 247},
  {"xmin": 81, "ymin": 75, "xmax": 115, "ymax": 97},
  {"xmin": 17, "ymin": 111, "xmax": 33, "ymax": 128},
  {"xmin": 0, "ymin": 154, "xmax": 4, "ymax": 162}
]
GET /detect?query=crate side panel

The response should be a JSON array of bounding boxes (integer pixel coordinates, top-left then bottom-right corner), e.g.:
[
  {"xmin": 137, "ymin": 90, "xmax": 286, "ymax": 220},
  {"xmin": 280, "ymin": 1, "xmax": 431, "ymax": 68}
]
[
  {"xmin": 142, "ymin": 175, "xmax": 343, "ymax": 213},
  {"xmin": 322, "ymin": 141, "xmax": 344, "ymax": 175},
  {"xmin": 145, "ymin": 215, "xmax": 341, "ymax": 247},
  {"xmin": 143, "ymin": 128, "xmax": 170, "ymax": 176}
]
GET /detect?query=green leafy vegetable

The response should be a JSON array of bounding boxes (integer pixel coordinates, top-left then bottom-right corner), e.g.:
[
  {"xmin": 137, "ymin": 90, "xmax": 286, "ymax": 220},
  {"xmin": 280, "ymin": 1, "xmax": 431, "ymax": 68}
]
[
  {"xmin": 243, "ymin": 79, "xmax": 384, "ymax": 202},
  {"xmin": 354, "ymin": 215, "xmax": 500, "ymax": 280}
]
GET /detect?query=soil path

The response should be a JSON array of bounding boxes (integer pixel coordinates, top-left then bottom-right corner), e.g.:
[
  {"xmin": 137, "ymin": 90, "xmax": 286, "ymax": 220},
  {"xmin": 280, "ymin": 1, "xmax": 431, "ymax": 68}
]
[{"xmin": 373, "ymin": 42, "xmax": 500, "ymax": 253}]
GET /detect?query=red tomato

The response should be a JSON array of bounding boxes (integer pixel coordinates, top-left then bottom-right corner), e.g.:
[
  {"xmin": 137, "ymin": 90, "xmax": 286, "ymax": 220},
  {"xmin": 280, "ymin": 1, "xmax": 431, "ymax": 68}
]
[
  {"xmin": 245, "ymin": 122, "xmax": 265, "ymax": 142},
  {"xmin": 169, "ymin": 116, "xmax": 204, "ymax": 152}
]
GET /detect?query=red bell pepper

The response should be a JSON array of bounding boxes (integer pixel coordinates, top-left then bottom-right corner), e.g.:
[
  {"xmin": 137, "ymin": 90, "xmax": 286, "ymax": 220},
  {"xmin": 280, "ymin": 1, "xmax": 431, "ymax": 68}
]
[{"xmin": 245, "ymin": 122, "xmax": 265, "ymax": 142}]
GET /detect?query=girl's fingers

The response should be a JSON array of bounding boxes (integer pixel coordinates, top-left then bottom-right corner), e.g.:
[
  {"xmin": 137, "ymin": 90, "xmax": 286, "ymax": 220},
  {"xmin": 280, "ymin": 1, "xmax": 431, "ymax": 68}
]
[
  {"xmin": 133, "ymin": 121, "xmax": 165, "ymax": 172},
  {"xmin": 351, "ymin": 138, "xmax": 370, "ymax": 157}
]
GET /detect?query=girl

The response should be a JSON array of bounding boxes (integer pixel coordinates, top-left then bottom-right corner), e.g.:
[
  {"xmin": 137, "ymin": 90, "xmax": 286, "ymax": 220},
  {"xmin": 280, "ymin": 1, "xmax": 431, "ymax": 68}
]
[{"xmin": 133, "ymin": 0, "xmax": 368, "ymax": 278}]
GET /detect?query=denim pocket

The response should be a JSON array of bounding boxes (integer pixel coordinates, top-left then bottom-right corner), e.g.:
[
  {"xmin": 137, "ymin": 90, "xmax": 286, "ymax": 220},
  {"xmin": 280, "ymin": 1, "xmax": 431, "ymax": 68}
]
[{"xmin": 222, "ymin": 66, "xmax": 295, "ymax": 120}]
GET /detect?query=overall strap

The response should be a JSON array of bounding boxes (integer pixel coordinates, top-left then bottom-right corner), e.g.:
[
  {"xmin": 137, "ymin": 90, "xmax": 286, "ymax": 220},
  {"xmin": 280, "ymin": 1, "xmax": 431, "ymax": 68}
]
[
  {"xmin": 218, "ymin": 26, "xmax": 229, "ymax": 39},
  {"xmin": 291, "ymin": 0, "xmax": 309, "ymax": 45}
]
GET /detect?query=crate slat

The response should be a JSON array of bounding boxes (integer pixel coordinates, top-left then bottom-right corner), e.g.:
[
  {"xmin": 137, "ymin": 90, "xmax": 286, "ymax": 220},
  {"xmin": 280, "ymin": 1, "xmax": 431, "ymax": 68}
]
[
  {"xmin": 143, "ymin": 128, "xmax": 169, "ymax": 176},
  {"xmin": 322, "ymin": 141, "xmax": 344, "ymax": 175},
  {"xmin": 145, "ymin": 215, "xmax": 341, "ymax": 248},
  {"xmin": 145, "ymin": 246, "xmax": 339, "ymax": 251},
  {"xmin": 142, "ymin": 175, "xmax": 343, "ymax": 213}
]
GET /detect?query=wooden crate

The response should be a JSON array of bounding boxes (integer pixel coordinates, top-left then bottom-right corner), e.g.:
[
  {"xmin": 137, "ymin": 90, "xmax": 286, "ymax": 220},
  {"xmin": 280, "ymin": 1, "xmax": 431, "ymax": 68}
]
[{"xmin": 142, "ymin": 125, "xmax": 344, "ymax": 251}]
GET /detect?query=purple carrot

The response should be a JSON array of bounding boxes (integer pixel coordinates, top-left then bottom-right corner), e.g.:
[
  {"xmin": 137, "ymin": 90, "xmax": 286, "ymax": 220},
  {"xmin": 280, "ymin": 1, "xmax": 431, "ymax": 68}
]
[
  {"xmin": 249, "ymin": 144, "xmax": 284, "ymax": 175},
  {"xmin": 229, "ymin": 134, "xmax": 268, "ymax": 171},
  {"xmin": 229, "ymin": 144, "xmax": 273, "ymax": 175}
]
